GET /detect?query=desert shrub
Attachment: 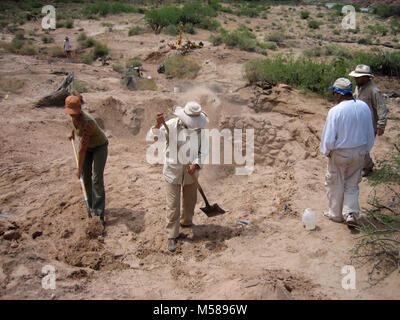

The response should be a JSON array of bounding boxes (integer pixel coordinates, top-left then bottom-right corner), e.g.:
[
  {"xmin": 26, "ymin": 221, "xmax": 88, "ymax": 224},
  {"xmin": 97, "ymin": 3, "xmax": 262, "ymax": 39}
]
[
  {"xmin": 72, "ymin": 80, "xmax": 88, "ymax": 93},
  {"xmin": 358, "ymin": 38, "xmax": 373, "ymax": 45},
  {"xmin": 112, "ymin": 62, "xmax": 124, "ymax": 73},
  {"xmin": 138, "ymin": 78, "xmax": 157, "ymax": 91},
  {"xmin": 390, "ymin": 20, "xmax": 400, "ymax": 35},
  {"xmin": 126, "ymin": 58, "xmax": 142, "ymax": 69},
  {"xmin": 79, "ymin": 36, "xmax": 96, "ymax": 49},
  {"xmin": 101, "ymin": 22, "xmax": 113, "ymax": 28},
  {"xmin": 82, "ymin": 53, "xmax": 93, "ymax": 64},
  {"xmin": 128, "ymin": 26, "xmax": 142, "ymax": 36},
  {"xmin": 93, "ymin": 41, "xmax": 108, "ymax": 58},
  {"xmin": 213, "ymin": 25, "xmax": 265, "ymax": 53},
  {"xmin": 0, "ymin": 78, "xmax": 25, "ymax": 94},
  {"xmin": 49, "ymin": 46, "xmax": 65, "ymax": 57},
  {"xmin": 236, "ymin": 8, "xmax": 260, "ymax": 17},
  {"xmin": 182, "ymin": 2, "xmax": 217, "ymax": 25},
  {"xmin": 367, "ymin": 24, "xmax": 389, "ymax": 36},
  {"xmin": 41, "ymin": 35, "xmax": 54, "ymax": 43},
  {"xmin": 244, "ymin": 56, "xmax": 347, "ymax": 99},
  {"xmin": 352, "ymin": 51, "xmax": 400, "ymax": 78},
  {"xmin": 265, "ymin": 32, "xmax": 287, "ymax": 43},
  {"xmin": 82, "ymin": 2, "xmax": 142, "ymax": 17},
  {"xmin": 145, "ymin": 3, "xmax": 218, "ymax": 33},
  {"xmin": 264, "ymin": 42, "xmax": 278, "ymax": 50},
  {"xmin": 300, "ymin": 10, "xmax": 310, "ymax": 19},
  {"xmin": 165, "ymin": 24, "xmax": 180, "ymax": 36},
  {"xmin": 197, "ymin": 18, "xmax": 220, "ymax": 31},
  {"xmin": 145, "ymin": 6, "xmax": 182, "ymax": 33},
  {"xmin": 164, "ymin": 55, "xmax": 200, "ymax": 79},
  {"xmin": 65, "ymin": 19, "xmax": 74, "ymax": 29},
  {"xmin": 78, "ymin": 32, "xmax": 87, "ymax": 42},
  {"xmin": 374, "ymin": 5, "xmax": 400, "ymax": 18},
  {"xmin": 209, "ymin": 34, "xmax": 223, "ymax": 46},
  {"xmin": 20, "ymin": 44, "xmax": 38, "ymax": 55},
  {"xmin": 308, "ymin": 20, "xmax": 321, "ymax": 29},
  {"xmin": 184, "ymin": 23, "xmax": 195, "ymax": 34}
]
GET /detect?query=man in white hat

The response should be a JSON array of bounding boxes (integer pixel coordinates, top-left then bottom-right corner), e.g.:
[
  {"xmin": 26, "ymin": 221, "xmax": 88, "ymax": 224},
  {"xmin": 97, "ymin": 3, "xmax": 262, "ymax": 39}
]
[
  {"xmin": 321, "ymin": 78, "xmax": 375, "ymax": 226},
  {"xmin": 149, "ymin": 101, "xmax": 209, "ymax": 252},
  {"xmin": 349, "ymin": 64, "xmax": 387, "ymax": 176}
]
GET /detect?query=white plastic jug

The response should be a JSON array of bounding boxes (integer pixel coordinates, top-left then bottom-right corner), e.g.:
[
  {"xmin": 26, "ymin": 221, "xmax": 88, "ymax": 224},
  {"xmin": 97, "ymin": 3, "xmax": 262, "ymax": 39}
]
[{"xmin": 302, "ymin": 208, "xmax": 316, "ymax": 230}]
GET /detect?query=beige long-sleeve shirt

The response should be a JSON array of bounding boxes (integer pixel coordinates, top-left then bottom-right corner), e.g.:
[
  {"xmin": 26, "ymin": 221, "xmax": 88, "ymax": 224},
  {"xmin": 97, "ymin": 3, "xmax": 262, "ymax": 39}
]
[
  {"xmin": 148, "ymin": 117, "xmax": 209, "ymax": 185},
  {"xmin": 354, "ymin": 80, "xmax": 387, "ymax": 132}
]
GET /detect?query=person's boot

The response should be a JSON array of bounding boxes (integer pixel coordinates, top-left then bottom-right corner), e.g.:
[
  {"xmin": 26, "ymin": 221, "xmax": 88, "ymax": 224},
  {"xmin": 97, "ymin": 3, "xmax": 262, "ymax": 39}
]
[{"xmin": 168, "ymin": 238, "xmax": 177, "ymax": 252}]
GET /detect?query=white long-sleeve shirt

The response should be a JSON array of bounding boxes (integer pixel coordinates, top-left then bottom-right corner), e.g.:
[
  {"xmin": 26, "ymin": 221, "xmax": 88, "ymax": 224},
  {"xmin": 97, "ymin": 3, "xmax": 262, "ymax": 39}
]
[
  {"xmin": 320, "ymin": 99, "xmax": 375, "ymax": 156},
  {"xmin": 148, "ymin": 117, "xmax": 209, "ymax": 185}
]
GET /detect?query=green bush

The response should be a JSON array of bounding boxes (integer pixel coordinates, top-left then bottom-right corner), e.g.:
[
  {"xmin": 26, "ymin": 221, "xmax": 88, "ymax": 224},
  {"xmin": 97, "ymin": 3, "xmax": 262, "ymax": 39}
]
[
  {"xmin": 165, "ymin": 24, "xmax": 180, "ymax": 36},
  {"xmin": 145, "ymin": 4, "xmax": 218, "ymax": 33},
  {"xmin": 128, "ymin": 26, "xmax": 142, "ymax": 36},
  {"xmin": 93, "ymin": 41, "xmax": 108, "ymax": 58},
  {"xmin": 213, "ymin": 26, "xmax": 265, "ymax": 54},
  {"xmin": 374, "ymin": 5, "xmax": 400, "ymax": 18},
  {"xmin": 82, "ymin": 2, "xmax": 142, "ymax": 17},
  {"xmin": 367, "ymin": 24, "xmax": 389, "ymax": 36},
  {"xmin": 82, "ymin": 53, "xmax": 93, "ymax": 64},
  {"xmin": 244, "ymin": 56, "xmax": 347, "ymax": 99},
  {"xmin": 126, "ymin": 58, "xmax": 142, "ymax": 69},
  {"xmin": 72, "ymin": 80, "xmax": 88, "ymax": 93},
  {"xmin": 265, "ymin": 32, "xmax": 287, "ymax": 43},
  {"xmin": 49, "ymin": 46, "xmax": 65, "ymax": 57},
  {"xmin": 145, "ymin": 6, "xmax": 183, "ymax": 33},
  {"xmin": 112, "ymin": 62, "xmax": 124, "ymax": 73},
  {"xmin": 164, "ymin": 55, "xmax": 200, "ymax": 79},
  {"xmin": 79, "ymin": 36, "xmax": 96, "ymax": 49},
  {"xmin": 20, "ymin": 44, "xmax": 38, "ymax": 55},
  {"xmin": 308, "ymin": 20, "xmax": 321, "ymax": 29},
  {"xmin": 264, "ymin": 42, "xmax": 278, "ymax": 50},
  {"xmin": 41, "ymin": 35, "xmax": 54, "ymax": 43},
  {"xmin": 209, "ymin": 34, "xmax": 223, "ymax": 46},
  {"xmin": 65, "ymin": 19, "xmax": 74, "ymax": 29},
  {"xmin": 78, "ymin": 32, "xmax": 87, "ymax": 42},
  {"xmin": 197, "ymin": 17, "xmax": 220, "ymax": 31},
  {"xmin": 358, "ymin": 38, "xmax": 373, "ymax": 45},
  {"xmin": 300, "ymin": 10, "xmax": 310, "ymax": 19}
]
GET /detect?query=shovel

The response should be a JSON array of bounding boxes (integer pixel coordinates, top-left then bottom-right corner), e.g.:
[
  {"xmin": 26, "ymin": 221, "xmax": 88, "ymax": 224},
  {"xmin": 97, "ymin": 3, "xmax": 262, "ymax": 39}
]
[
  {"xmin": 187, "ymin": 167, "xmax": 225, "ymax": 217},
  {"xmin": 161, "ymin": 119, "xmax": 225, "ymax": 217},
  {"xmin": 71, "ymin": 139, "xmax": 92, "ymax": 218}
]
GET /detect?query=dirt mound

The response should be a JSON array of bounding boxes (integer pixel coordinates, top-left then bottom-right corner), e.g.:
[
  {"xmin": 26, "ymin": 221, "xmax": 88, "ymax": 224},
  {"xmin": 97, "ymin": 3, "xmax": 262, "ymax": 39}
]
[
  {"xmin": 220, "ymin": 113, "xmax": 319, "ymax": 166},
  {"xmin": 88, "ymin": 96, "xmax": 144, "ymax": 137},
  {"xmin": 143, "ymin": 50, "xmax": 168, "ymax": 64}
]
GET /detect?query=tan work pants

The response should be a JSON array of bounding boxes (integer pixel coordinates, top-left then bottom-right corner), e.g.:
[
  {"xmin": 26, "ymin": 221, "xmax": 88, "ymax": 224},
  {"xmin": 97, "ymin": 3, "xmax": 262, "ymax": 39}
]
[
  {"xmin": 165, "ymin": 182, "xmax": 197, "ymax": 239},
  {"xmin": 325, "ymin": 146, "xmax": 366, "ymax": 222}
]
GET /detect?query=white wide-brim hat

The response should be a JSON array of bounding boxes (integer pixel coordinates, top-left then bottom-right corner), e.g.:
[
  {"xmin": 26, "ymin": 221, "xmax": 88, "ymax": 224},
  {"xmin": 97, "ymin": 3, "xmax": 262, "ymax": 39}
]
[
  {"xmin": 349, "ymin": 64, "xmax": 374, "ymax": 78},
  {"xmin": 173, "ymin": 101, "xmax": 209, "ymax": 130}
]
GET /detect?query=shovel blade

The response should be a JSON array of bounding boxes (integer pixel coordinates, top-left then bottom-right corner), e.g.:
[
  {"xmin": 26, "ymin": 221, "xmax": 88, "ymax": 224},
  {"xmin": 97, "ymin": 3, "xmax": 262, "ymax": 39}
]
[{"xmin": 200, "ymin": 203, "xmax": 225, "ymax": 217}]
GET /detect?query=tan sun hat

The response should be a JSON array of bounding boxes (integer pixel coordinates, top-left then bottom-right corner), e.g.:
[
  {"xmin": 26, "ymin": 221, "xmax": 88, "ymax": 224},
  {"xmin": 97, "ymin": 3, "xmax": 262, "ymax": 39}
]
[
  {"xmin": 65, "ymin": 95, "xmax": 81, "ymax": 115},
  {"xmin": 173, "ymin": 101, "xmax": 209, "ymax": 130},
  {"xmin": 349, "ymin": 64, "xmax": 374, "ymax": 78},
  {"xmin": 328, "ymin": 78, "xmax": 353, "ymax": 95}
]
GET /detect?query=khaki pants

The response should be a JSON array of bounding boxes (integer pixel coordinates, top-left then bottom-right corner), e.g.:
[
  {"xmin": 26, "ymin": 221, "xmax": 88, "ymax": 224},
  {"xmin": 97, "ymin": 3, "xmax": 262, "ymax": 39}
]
[
  {"xmin": 325, "ymin": 146, "xmax": 366, "ymax": 222},
  {"xmin": 165, "ymin": 182, "xmax": 197, "ymax": 239}
]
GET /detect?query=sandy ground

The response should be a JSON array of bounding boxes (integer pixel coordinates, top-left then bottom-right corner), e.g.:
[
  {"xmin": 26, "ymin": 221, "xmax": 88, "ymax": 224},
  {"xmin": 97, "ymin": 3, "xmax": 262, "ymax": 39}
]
[{"xmin": 1, "ymin": 8, "xmax": 400, "ymax": 300}]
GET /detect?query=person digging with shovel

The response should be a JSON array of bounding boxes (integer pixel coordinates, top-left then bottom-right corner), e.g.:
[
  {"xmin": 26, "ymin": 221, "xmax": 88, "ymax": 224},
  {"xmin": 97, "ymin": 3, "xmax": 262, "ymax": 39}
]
[
  {"xmin": 66, "ymin": 95, "xmax": 109, "ymax": 226},
  {"xmin": 149, "ymin": 102, "xmax": 209, "ymax": 252}
]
